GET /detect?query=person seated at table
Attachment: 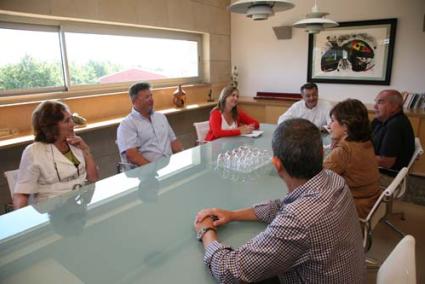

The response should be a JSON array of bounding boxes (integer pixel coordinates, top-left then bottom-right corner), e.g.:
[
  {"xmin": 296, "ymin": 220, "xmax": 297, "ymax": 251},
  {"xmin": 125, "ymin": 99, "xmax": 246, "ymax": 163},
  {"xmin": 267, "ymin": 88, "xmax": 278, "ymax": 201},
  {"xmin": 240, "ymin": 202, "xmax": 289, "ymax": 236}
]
[
  {"xmin": 277, "ymin": 82, "xmax": 331, "ymax": 129},
  {"xmin": 195, "ymin": 118, "xmax": 365, "ymax": 283},
  {"xmin": 14, "ymin": 101, "xmax": 99, "ymax": 209},
  {"xmin": 205, "ymin": 86, "xmax": 259, "ymax": 141},
  {"xmin": 117, "ymin": 82, "xmax": 183, "ymax": 167},
  {"xmin": 323, "ymin": 99, "xmax": 380, "ymax": 219},
  {"xmin": 371, "ymin": 89, "xmax": 415, "ymax": 175}
]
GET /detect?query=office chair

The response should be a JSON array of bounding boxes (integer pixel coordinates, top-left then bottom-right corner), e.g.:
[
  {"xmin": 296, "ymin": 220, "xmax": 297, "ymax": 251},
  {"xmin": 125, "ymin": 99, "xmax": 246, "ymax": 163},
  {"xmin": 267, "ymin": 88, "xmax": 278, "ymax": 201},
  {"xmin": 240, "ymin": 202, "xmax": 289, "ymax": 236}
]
[
  {"xmin": 4, "ymin": 169, "xmax": 19, "ymax": 212},
  {"xmin": 193, "ymin": 121, "xmax": 209, "ymax": 145},
  {"xmin": 384, "ymin": 138, "xmax": 423, "ymax": 236},
  {"xmin": 377, "ymin": 235, "xmax": 416, "ymax": 284}
]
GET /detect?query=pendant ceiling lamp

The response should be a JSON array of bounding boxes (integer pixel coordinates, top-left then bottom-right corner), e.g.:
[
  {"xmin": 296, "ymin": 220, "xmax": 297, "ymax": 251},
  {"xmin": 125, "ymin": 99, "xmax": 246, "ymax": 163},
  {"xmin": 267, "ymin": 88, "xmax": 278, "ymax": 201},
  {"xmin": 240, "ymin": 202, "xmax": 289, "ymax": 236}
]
[
  {"xmin": 293, "ymin": 0, "xmax": 338, "ymax": 34},
  {"xmin": 229, "ymin": 0, "xmax": 295, "ymax": 21}
]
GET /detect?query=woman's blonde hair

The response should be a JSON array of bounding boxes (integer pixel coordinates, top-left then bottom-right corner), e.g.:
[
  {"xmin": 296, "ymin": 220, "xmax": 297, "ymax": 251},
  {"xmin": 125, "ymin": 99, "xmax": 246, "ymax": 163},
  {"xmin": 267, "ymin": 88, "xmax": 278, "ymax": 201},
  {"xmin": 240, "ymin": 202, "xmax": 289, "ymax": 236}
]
[{"xmin": 216, "ymin": 85, "xmax": 239, "ymax": 120}]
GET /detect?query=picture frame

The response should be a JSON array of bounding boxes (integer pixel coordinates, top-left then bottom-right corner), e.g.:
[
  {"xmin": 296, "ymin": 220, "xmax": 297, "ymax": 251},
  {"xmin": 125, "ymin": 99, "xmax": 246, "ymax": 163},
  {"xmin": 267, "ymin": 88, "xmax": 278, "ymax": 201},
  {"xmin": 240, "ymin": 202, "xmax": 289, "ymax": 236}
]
[{"xmin": 307, "ymin": 18, "xmax": 397, "ymax": 85}]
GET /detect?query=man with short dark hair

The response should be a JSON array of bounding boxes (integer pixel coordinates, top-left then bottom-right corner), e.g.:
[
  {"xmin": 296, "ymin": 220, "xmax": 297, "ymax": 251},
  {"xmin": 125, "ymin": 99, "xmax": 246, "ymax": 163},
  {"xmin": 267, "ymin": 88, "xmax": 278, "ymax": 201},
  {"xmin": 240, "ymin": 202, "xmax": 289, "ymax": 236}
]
[
  {"xmin": 277, "ymin": 83, "xmax": 331, "ymax": 128},
  {"xmin": 372, "ymin": 89, "xmax": 415, "ymax": 173},
  {"xmin": 117, "ymin": 82, "xmax": 183, "ymax": 166},
  {"xmin": 194, "ymin": 119, "xmax": 366, "ymax": 283}
]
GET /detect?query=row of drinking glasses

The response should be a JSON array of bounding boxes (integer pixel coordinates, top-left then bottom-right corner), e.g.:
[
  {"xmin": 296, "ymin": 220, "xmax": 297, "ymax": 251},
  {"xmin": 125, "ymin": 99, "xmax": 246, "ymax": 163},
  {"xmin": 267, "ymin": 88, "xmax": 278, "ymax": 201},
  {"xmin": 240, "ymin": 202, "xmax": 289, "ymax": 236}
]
[
  {"xmin": 216, "ymin": 145, "xmax": 272, "ymax": 173},
  {"xmin": 217, "ymin": 163, "xmax": 272, "ymax": 183}
]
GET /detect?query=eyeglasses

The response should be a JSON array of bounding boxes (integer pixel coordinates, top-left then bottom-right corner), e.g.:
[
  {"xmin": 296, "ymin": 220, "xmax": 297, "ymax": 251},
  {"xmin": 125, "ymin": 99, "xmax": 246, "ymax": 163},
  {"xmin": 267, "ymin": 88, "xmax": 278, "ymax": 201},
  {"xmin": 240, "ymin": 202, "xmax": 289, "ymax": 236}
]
[{"xmin": 51, "ymin": 145, "xmax": 81, "ymax": 183}]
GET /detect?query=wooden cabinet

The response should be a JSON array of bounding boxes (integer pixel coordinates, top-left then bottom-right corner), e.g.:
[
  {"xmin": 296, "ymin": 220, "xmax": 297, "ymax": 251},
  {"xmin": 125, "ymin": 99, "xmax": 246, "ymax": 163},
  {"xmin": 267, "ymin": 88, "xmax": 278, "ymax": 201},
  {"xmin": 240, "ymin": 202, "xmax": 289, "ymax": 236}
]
[
  {"xmin": 265, "ymin": 105, "xmax": 287, "ymax": 124},
  {"xmin": 239, "ymin": 104, "xmax": 265, "ymax": 122},
  {"xmin": 411, "ymin": 117, "xmax": 425, "ymax": 176}
]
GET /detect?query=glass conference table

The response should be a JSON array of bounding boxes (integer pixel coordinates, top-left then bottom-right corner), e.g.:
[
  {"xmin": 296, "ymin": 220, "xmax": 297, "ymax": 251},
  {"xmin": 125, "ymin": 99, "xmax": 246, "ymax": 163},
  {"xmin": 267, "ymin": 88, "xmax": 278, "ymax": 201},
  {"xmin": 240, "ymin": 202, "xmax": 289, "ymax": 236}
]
[{"xmin": 0, "ymin": 124, "xmax": 323, "ymax": 284}]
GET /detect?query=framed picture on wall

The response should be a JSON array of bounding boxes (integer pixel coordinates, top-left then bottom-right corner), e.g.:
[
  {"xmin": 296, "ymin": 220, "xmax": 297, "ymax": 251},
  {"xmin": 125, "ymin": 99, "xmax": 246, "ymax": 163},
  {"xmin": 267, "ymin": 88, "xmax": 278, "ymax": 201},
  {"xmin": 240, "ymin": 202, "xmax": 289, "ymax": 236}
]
[{"xmin": 307, "ymin": 18, "xmax": 397, "ymax": 85}]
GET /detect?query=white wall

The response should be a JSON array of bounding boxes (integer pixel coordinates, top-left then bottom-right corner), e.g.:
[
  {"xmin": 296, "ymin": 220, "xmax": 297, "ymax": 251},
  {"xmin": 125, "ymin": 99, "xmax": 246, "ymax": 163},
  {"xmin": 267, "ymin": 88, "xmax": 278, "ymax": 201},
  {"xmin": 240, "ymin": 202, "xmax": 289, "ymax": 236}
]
[{"xmin": 231, "ymin": 0, "xmax": 425, "ymax": 104}]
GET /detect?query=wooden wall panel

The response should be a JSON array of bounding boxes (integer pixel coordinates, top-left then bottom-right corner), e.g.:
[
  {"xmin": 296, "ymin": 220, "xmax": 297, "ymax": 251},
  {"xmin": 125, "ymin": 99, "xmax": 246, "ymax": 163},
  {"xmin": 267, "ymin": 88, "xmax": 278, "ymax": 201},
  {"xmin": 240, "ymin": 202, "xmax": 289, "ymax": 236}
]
[
  {"xmin": 238, "ymin": 104, "xmax": 265, "ymax": 123},
  {"xmin": 265, "ymin": 105, "xmax": 287, "ymax": 124},
  {"xmin": 411, "ymin": 119, "xmax": 425, "ymax": 175}
]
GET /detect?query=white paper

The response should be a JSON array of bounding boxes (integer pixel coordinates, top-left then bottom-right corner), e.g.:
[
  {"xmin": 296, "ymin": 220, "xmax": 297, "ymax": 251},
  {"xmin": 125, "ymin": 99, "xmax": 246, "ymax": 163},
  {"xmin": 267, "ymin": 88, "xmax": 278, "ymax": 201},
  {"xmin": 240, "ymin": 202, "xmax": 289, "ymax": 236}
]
[{"xmin": 241, "ymin": 130, "xmax": 263, "ymax": 138}]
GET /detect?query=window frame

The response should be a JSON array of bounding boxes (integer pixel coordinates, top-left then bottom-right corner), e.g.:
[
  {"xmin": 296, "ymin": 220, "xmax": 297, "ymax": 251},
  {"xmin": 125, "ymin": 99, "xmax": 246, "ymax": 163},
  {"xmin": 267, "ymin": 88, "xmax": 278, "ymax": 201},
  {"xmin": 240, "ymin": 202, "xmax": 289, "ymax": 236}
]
[
  {"xmin": 0, "ymin": 16, "xmax": 203, "ymax": 98},
  {"xmin": 0, "ymin": 21, "xmax": 68, "ymax": 96}
]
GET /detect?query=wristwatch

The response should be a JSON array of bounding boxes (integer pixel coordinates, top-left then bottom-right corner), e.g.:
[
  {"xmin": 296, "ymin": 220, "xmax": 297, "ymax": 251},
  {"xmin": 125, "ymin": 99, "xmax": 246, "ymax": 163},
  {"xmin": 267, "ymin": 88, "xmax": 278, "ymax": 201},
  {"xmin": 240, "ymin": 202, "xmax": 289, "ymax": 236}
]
[{"xmin": 196, "ymin": 227, "xmax": 216, "ymax": 242}]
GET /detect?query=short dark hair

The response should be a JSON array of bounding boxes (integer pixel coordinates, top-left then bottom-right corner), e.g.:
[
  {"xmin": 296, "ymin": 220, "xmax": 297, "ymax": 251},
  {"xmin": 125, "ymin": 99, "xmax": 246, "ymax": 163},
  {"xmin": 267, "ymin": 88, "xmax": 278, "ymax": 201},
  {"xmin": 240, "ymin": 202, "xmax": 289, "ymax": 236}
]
[
  {"xmin": 129, "ymin": 82, "xmax": 151, "ymax": 102},
  {"xmin": 272, "ymin": 118, "xmax": 323, "ymax": 179},
  {"xmin": 330, "ymin": 99, "xmax": 371, "ymax": 142},
  {"xmin": 300, "ymin": 82, "xmax": 318, "ymax": 93},
  {"xmin": 32, "ymin": 100, "xmax": 69, "ymax": 143}
]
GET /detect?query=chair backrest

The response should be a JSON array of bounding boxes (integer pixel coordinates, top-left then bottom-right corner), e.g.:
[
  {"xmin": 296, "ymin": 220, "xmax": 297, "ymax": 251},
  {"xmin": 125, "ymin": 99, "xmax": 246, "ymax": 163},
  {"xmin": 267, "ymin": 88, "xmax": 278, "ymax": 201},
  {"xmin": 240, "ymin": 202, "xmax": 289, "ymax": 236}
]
[
  {"xmin": 377, "ymin": 235, "xmax": 416, "ymax": 284},
  {"xmin": 4, "ymin": 169, "xmax": 19, "ymax": 199},
  {"xmin": 383, "ymin": 167, "xmax": 409, "ymax": 198},
  {"xmin": 361, "ymin": 188, "xmax": 386, "ymax": 250},
  {"xmin": 386, "ymin": 166, "xmax": 409, "ymax": 199},
  {"xmin": 114, "ymin": 139, "xmax": 136, "ymax": 173},
  {"xmin": 117, "ymin": 162, "xmax": 135, "ymax": 174},
  {"xmin": 407, "ymin": 137, "xmax": 424, "ymax": 170},
  {"xmin": 193, "ymin": 121, "xmax": 210, "ymax": 144},
  {"xmin": 361, "ymin": 167, "xmax": 408, "ymax": 249},
  {"xmin": 365, "ymin": 167, "xmax": 408, "ymax": 222}
]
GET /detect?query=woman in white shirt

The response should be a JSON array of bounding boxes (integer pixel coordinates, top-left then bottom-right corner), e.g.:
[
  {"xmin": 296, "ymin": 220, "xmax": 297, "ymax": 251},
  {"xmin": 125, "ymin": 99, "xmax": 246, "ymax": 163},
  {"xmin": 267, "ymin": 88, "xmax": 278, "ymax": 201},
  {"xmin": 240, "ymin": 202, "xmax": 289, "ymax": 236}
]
[{"xmin": 13, "ymin": 101, "xmax": 99, "ymax": 209}]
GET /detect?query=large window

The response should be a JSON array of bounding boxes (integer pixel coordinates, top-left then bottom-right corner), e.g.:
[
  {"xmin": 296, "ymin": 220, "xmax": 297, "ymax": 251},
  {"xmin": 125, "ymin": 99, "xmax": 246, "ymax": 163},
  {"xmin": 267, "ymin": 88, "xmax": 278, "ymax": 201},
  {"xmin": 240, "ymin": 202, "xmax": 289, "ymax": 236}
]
[
  {"xmin": 65, "ymin": 32, "xmax": 199, "ymax": 87},
  {"xmin": 0, "ymin": 20, "xmax": 201, "ymax": 96},
  {"xmin": 0, "ymin": 23, "xmax": 66, "ymax": 94}
]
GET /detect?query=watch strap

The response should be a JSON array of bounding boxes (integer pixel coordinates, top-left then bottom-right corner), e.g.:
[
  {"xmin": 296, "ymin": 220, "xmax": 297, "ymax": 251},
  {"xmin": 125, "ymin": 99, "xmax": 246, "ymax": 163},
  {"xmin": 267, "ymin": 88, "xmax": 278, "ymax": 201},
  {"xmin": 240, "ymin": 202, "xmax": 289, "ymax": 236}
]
[{"xmin": 197, "ymin": 227, "xmax": 216, "ymax": 242}]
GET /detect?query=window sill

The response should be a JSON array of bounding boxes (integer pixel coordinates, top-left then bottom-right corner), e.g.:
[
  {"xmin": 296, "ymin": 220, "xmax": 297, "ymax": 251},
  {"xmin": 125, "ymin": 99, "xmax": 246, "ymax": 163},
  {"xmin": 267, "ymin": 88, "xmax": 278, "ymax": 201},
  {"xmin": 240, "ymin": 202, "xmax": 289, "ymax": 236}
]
[
  {"xmin": 0, "ymin": 82, "xmax": 210, "ymax": 106},
  {"xmin": 0, "ymin": 101, "xmax": 216, "ymax": 150}
]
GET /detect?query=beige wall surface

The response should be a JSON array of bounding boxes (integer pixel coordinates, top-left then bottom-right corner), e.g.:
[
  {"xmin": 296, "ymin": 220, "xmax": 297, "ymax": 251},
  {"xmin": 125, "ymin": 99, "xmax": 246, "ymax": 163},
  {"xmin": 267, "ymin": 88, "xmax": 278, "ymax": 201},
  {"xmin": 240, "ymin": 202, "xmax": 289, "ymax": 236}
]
[
  {"xmin": 0, "ymin": 0, "xmax": 231, "ymax": 85},
  {"xmin": 231, "ymin": 0, "xmax": 425, "ymax": 104}
]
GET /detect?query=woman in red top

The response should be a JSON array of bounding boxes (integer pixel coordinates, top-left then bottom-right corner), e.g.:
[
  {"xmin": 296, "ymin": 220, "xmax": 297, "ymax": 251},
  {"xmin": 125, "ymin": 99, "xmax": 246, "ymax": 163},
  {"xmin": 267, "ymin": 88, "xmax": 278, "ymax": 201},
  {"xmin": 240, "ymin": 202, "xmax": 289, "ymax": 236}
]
[{"xmin": 205, "ymin": 86, "xmax": 259, "ymax": 141}]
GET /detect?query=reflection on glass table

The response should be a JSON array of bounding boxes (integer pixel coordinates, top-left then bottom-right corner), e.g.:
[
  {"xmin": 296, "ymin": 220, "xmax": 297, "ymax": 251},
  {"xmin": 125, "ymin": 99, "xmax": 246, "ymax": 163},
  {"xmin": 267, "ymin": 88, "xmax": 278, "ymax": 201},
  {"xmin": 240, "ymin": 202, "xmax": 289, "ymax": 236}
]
[{"xmin": 0, "ymin": 124, "xmax": 289, "ymax": 284}]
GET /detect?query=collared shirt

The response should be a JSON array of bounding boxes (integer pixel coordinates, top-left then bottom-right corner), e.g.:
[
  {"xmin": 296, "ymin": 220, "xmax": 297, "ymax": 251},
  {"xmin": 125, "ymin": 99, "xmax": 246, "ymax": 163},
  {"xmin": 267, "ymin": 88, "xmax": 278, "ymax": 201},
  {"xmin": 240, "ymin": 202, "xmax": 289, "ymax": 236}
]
[
  {"xmin": 277, "ymin": 99, "xmax": 332, "ymax": 128},
  {"xmin": 14, "ymin": 142, "xmax": 87, "ymax": 202},
  {"xmin": 204, "ymin": 170, "xmax": 366, "ymax": 284},
  {"xmin": 371, "ymin": 111, "xmax": 415, "ymax": 172},
  {"xmin": 117, "ymin": 108, "xmax": 176, "ymax": 163}
]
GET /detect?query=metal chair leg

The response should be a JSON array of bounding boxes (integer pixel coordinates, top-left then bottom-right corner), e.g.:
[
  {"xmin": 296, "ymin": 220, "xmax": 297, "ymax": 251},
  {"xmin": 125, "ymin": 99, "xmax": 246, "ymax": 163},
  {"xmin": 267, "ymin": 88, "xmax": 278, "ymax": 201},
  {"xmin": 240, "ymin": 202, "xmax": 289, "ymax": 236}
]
[
  {"xmin": 366, "ymin": 257, "xmax": 380, "ymax": 270},
  {"xmin": 382, "ymin": 194, "xmax": 406, "ymax": 238},
  {"xmin": 383, "ymin": 220, "xmax": 406, "ymax": 238}
]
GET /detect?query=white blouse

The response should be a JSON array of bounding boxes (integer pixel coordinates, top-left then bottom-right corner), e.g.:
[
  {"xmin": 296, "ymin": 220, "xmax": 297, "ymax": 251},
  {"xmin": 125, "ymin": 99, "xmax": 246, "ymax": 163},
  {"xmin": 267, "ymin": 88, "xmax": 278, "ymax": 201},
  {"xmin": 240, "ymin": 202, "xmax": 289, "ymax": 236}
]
[
  {"xmin": 14, "ymin": 142, "xmax": 87, "ymax": 202},
  {"xmin": 221, "ymin": 114, "xmax": 237, "ymax": 130}
]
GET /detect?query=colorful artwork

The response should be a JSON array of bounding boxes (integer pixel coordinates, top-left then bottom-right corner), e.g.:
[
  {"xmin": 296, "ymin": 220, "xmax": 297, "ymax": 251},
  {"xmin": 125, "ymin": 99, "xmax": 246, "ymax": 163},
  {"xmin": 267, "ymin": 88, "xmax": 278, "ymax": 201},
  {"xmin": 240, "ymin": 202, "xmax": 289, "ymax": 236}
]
[
  {"xmin": 321, "ymin": 35, "xmax": 376, "ymax": 72},
  {"xmin": 307, "ymin": 19, "xmax": 397, "ymax": 85}
]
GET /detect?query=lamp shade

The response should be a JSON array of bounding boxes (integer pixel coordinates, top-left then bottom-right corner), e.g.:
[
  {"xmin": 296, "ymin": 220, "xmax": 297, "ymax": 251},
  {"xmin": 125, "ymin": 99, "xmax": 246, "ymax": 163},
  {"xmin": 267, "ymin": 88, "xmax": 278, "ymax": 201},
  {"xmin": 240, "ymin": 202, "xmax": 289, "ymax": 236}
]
[
  {"xmin": 229, "ymin": 0, "xmax": 295, "ymax": 21},
  {"xmin": 293, "ymin": 17, "xmax": 339, "ymax": 30},
  {"xmin": 292, "ymin": 2, "xmax": 338, "ymax": 33}
]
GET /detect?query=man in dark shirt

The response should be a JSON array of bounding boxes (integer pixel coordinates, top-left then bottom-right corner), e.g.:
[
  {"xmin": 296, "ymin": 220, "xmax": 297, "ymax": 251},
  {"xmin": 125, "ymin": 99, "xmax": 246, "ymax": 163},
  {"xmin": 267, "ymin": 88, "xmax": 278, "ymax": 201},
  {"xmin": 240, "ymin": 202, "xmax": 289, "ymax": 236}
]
[{"xmin": 371, "ymin": 89, "xmax": 415, "ymax": 174}]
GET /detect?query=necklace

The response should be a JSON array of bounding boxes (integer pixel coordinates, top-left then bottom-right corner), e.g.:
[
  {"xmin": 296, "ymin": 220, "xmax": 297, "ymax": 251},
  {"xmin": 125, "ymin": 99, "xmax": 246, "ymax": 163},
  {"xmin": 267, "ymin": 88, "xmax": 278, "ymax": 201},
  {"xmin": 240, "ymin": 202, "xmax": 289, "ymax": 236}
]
[{"xmin": 54, "ymin": 141, "xmax": 70, "ymax": 154}]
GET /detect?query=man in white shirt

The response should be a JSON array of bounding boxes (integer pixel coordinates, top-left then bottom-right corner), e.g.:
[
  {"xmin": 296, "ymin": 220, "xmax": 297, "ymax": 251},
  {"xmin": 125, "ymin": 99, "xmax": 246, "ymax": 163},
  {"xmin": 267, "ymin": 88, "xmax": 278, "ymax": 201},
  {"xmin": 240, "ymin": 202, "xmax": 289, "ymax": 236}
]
[
  {"xmin": 117, "ymin": 82, "xmax": 183, "ymax": 167},
  {"xmin": 277, "ymin": 83, "xmax": 331, "ymax": 128}
]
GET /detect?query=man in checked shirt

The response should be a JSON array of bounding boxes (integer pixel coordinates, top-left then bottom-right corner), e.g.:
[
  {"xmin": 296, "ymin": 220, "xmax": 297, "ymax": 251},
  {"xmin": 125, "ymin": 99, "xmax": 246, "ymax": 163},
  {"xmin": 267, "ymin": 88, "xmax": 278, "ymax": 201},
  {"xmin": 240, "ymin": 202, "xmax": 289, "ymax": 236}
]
[{"xmin": 194, "ymin": 118, "xmax": 366, "ymax": 284}]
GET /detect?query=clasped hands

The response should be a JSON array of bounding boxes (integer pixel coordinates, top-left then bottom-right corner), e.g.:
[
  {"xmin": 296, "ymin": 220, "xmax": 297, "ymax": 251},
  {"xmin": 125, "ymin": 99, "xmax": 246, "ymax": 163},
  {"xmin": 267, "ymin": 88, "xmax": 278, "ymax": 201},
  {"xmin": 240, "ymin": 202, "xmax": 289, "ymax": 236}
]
[
  {"xmin": 194, "ymin": 208, "xmax": 233, "ymax": 234},
  {"xmin": 238, "ymin": 124, "xmax": 255, "ymax": 135}
]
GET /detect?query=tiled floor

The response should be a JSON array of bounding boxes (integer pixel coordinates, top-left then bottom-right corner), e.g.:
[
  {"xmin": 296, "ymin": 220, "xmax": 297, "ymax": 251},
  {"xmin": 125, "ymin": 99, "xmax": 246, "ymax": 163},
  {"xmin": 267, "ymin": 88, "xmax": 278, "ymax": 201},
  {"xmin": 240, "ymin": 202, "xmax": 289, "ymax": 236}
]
[{"xmin": 366, "ymin": 200, "xmax": 425, "ymax": 283}]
